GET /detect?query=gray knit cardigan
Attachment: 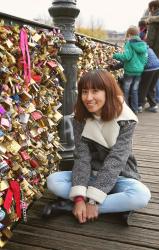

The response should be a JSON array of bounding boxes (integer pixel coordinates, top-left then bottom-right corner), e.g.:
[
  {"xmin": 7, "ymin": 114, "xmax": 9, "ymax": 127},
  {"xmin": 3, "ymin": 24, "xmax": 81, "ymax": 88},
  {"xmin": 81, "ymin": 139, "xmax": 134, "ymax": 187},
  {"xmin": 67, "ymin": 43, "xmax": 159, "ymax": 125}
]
[{"xmin": 69, "ymin": 104, "xmax": 140, "ymax": 204}]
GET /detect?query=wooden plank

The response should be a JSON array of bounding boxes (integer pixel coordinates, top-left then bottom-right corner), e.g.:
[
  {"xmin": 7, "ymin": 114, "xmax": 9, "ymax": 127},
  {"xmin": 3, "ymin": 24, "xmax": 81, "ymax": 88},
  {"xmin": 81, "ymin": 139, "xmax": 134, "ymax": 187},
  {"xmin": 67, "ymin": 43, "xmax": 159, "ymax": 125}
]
[
  {"xmin": 6, "ymin": 225, "xmax": 156, "ymax": 250},
  {"xmin": 13, "ymin": 215, "xmax": 159, "ymax": 249},
  {"xmin": 141, "ymin": 182, "xmax": 159, "ymax": 193},
  {"xmin": 135, "ymin": 156, "xmax": 159, "ymax": 163},
  {"xmin": 136, "ymin": 202, "xmax": 159, "ymax": 216},
  {"xmin": 138, "ymin": 168, "xmax": 159, "ymax": 176},
  {"xmin": 134, "ymin": 146, "xmax": 159, "ymax": 152},
  {"xmin": 135, "ymin": 151, "xmax": 159, "ymax": 156},
  {"xmin": 3, "ymin": 242, "xmax": 51, "ymax": 250},
  {"xmin": 137, "ymin": 161, "xmax": 159, "ymax": 169},
  {"xmin": 128, "ymin": 213, "xmax": 159, "ymax": 231},
  {"xmin": 146, "ymin": 192, "xmax": 159, "ymax": 203},
  {"xmin": 141, "ymin": 175, "xmax": 159, "ymax": 184}
]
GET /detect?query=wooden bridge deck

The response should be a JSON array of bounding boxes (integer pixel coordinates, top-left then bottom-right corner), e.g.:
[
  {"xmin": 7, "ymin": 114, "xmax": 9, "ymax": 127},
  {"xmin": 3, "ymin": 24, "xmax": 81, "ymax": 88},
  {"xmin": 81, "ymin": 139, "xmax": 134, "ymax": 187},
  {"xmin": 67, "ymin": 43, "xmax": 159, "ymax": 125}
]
[{"xmin": 4, "ymin": 111, "xmax": 159, "ymax": 250}]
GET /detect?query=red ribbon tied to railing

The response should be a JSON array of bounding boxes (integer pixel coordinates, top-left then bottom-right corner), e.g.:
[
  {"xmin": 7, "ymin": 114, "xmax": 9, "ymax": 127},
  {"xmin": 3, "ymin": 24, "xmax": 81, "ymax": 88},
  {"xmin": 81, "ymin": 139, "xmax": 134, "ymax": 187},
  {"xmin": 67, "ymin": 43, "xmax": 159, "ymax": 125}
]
[{"xmin": 4, "ymin": 180, "xmax": 21, "ymax": 219}]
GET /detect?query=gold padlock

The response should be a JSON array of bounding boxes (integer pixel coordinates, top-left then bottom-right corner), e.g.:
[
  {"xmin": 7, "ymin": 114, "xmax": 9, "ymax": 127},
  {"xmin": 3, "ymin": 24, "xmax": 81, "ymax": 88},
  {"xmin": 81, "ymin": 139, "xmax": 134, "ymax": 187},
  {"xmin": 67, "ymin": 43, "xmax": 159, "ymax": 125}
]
[
  {"xmin": 0, "ymin": 180, "xmax": 9, "ymax": 191},
  {"xmin": 0, "ymin": 239, "xmax": 7, "ymax": 248},
  {"xmin": 0, "ymin": 197, "xmax": 4, "ymax": 206},
  {"xmin": 2, "ymin": 227, "xmax": 13, "ymax": 239}
]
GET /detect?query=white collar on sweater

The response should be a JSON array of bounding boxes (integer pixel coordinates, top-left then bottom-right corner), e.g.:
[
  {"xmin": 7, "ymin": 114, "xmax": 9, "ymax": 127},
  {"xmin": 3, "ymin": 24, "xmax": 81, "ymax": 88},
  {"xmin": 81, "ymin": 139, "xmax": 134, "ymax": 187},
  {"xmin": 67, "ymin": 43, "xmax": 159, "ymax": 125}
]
[{"xmin": 81, "ymin": 101, "xmax": 138, "ymax": 148}]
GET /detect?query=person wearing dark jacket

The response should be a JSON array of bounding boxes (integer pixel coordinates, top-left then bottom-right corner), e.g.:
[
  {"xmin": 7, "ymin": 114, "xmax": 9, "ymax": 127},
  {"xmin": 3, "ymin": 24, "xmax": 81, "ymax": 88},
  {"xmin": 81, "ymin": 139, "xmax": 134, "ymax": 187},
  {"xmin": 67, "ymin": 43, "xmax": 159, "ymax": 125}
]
[
  {"xmin": 113, "ymin": 25, "xmax": 148, "ymax": 114},
  {"xmin": 146, "ymin": 0, "xmax": 159, "ymax": 58},
  {"xmin": 46, "ymin": 70, "xmax": 151, "ymax": 224},
  {"xmin": 138, "ymin": 47, "xmax": 159, "ymax": 112},
  {"xmin": 142, "ymin": 0, "xmax": 159, "ymax": 111}
]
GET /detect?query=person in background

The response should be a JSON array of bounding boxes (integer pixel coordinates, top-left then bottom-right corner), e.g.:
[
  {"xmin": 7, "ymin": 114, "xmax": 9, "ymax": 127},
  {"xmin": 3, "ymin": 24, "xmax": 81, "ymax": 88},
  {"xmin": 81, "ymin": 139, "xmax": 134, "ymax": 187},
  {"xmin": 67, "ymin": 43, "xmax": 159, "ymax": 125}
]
[
  {"xmin": 138, "ymin": 47, "xmax": 159, "ymax": 112},
  {"xmin": 113, "ymin": 26, "xmax": 148, "ymax": 115},
  {"xmin": 146, "ymin": 0, "xmax": 159, "ymax": 106},
  {"xmin": 156, "ymin": 78, "xmax": 159, "ymax": 103},
  {"xmin": 138, "ymin": 0, "xmax": 159, "ymax": 112},
  {"xmin": 45, "ymin": 70, "xmax": 151, "ymax": 224},
  {"xmin": 146, "ymin": 0, "xmax": 159, "ymax": 58}
]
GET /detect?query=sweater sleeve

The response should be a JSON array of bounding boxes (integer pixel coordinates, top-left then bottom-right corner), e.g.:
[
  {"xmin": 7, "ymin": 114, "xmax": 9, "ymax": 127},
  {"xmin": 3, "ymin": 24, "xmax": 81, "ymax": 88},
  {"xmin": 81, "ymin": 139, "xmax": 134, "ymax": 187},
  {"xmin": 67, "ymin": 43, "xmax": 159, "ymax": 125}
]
[
  {"xmin": 146, "ymin": 24, "xmax": 157, "ymax": 48},
  {"xmin": 113, "ymin": 43, "xmax": 133, "ymax": 62},
  {"xmin": 147, "ymin": 15, "xmax": 159, "ymax": 23},
  {"xmin": 69, "ymin": 119, "xmax": 92, "ymax": 200},
  {"xmin": 87, "ymin": 120, "xmax": 137, "ymax": 204}
]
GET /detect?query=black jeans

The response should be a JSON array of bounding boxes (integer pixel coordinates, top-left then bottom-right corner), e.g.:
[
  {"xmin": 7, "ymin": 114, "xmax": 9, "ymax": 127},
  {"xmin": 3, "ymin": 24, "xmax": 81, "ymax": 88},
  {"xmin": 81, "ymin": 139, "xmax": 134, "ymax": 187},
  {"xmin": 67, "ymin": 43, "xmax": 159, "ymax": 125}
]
[{"xmin": 138, "ymin": 70, "xmax": 159, "ymax": 107}]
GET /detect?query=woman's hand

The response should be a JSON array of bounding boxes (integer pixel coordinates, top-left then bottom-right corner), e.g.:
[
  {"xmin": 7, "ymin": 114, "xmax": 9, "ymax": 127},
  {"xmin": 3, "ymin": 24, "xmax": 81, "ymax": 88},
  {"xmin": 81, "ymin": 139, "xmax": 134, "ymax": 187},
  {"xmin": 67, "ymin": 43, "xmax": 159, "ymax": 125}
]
[
  {"xmin": 86, "ymin": 203, "xmax": 99, "ymax": 221},
  {"xmin": 72, "ymin": 200, "xmax": 87, "ymax": 224}
]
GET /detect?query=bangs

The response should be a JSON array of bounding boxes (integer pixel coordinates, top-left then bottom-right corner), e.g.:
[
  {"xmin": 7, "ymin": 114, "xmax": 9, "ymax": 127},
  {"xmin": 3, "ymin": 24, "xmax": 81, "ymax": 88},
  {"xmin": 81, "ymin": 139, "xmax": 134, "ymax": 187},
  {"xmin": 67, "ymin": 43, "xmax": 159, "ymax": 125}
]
[{"xmin": 78, "ymin": 72, "xmax": 105, "ymax": 92}]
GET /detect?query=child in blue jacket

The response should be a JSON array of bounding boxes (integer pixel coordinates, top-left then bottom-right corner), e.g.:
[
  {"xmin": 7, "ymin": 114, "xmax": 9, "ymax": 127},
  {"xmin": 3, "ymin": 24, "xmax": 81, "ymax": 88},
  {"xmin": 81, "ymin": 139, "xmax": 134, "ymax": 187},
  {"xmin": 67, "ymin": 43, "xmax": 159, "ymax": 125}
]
[{"xmin": 113, "ymin": 26, "xmax": 148, "ymax": 114}]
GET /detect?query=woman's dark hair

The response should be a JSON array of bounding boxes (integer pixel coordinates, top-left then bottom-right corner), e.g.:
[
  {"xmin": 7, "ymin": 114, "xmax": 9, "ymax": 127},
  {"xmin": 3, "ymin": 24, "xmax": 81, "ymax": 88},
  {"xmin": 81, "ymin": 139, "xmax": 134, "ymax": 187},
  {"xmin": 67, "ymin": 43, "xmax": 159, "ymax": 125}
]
[
  {"xmin": 74, "ymin": 69, "xmax": 123, "ymax": 122},
  {"xmin": 149, "ymin": 0, "xmax": 159, "ymax": 10}
]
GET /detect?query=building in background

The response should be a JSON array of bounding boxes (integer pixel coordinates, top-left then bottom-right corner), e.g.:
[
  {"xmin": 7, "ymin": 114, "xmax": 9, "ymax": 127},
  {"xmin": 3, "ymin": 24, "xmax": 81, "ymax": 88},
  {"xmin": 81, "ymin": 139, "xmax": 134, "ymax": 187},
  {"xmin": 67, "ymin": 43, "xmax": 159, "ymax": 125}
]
[{"xmin": 106, "ymin": 30, "xmax": 125, "ymax": 46}]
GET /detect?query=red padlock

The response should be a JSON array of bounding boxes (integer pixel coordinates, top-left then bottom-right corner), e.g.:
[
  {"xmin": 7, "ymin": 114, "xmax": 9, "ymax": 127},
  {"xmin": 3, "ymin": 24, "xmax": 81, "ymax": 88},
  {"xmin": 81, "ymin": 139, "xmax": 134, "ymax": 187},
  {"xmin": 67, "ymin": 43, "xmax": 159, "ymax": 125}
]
[
  {"xmin": 31, "ymin": 111, "xmax": 43, "ymax": 121},
  {"xmin": 29, "ymin": 159, "xmax": 39, "ymax": 168},
  {"xmin": 20, "ymin": 150, "xmax": 30, "ymax": 161},
  {"xmin": 31, "ymin": 74, "xmax": 41, "ymax": 83}
]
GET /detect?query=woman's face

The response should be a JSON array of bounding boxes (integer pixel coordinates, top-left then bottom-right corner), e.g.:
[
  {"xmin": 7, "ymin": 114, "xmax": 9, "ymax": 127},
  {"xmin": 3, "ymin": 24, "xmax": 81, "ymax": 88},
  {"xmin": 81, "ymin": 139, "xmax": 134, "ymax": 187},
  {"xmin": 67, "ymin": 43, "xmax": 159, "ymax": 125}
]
[{"xmin": 81, "ymin": 88, "xmax": 106, "ymax": 116}]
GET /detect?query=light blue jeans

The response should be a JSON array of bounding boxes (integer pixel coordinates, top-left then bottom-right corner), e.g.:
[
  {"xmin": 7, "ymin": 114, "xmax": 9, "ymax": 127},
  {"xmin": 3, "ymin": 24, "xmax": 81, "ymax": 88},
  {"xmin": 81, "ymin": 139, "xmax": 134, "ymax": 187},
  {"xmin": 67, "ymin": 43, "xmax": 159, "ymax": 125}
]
[
  {"xmin": 123, "ymin": 75, "xmax": 141, "ymax": 113},
  {"xmin": 47, "ymin": 171, "xmax": 151, "ymax": 213}
]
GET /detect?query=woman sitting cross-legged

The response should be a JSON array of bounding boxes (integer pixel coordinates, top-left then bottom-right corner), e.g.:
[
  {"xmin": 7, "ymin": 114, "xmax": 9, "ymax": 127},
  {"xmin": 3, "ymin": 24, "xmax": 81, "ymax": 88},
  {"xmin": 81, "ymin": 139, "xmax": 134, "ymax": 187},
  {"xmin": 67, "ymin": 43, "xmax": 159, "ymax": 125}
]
[{"xmin": 46, "ymin": 69, "xmax": 151, "ymax": 224}]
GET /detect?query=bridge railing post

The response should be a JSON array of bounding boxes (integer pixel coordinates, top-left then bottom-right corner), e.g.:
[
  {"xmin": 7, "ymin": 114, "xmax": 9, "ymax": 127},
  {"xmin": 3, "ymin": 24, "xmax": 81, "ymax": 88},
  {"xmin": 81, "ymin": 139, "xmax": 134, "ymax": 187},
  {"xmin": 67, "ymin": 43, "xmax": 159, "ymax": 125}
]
[{"xmin": 49, "ymin": 0, "xmax": 82, "ymax": 166}]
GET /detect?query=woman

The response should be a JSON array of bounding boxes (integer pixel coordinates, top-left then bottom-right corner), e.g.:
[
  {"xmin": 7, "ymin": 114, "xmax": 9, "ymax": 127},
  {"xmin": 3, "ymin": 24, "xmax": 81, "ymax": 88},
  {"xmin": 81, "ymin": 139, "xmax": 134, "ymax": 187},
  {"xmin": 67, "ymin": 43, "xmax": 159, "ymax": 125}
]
[{"xmin": 46, "ymin": 70, "xmax": 151, "ymax": 224}]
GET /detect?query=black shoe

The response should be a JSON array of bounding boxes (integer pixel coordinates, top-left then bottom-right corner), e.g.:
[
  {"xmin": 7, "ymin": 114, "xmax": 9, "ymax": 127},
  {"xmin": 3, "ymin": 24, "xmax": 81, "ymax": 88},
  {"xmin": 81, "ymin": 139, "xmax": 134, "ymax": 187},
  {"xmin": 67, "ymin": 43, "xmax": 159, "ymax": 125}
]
[
  {"xmin": 120, "ymin": 211, "xmax": 134, "ymax": 225},
  {"xmin": 42, "ymin": 199, "xmax": 73, "ymax": 218}
]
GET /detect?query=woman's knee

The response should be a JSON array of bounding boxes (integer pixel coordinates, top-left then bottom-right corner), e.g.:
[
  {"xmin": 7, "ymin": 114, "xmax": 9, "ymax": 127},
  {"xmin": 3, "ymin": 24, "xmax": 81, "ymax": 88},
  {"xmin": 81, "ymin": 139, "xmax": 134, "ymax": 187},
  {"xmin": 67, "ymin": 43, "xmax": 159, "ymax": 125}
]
[
  {"xmin": 126, "ymin": 184, "xmax": 151, "ymax": 209},
  {"xmin": 47, "ymin": 172, "xmax": 62, "ymax": 193},
  {"xmin": 47, "ymin": 171, "xmax": 72, "ymax": 195},
  {"xmin": 136, "ymin": 187, "xmax": 151, "ymax": 208}
]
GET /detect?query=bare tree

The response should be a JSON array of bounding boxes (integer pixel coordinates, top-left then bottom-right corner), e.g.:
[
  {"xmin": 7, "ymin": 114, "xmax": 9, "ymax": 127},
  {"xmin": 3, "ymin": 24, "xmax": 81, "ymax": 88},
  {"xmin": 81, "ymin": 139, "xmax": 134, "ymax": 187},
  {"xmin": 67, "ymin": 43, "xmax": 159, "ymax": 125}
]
[{"xmin": 34, "ymin": 15, "xmax": 53, "ymax": 26}]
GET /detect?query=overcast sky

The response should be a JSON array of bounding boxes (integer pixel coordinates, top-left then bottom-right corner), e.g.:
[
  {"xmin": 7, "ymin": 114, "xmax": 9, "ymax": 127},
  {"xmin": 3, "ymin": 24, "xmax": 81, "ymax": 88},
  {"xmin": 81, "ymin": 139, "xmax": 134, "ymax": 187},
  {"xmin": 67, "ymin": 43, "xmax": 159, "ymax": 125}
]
[{"xmin": 0, "ymin": 0, "xmax": 151, "ymax": 32}]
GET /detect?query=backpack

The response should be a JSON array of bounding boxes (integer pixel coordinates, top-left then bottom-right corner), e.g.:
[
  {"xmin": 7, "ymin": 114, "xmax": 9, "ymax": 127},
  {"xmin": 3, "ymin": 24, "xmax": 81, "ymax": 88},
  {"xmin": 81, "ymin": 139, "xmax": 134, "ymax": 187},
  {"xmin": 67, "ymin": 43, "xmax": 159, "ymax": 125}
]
[{"xmin": 144, "ymin": 47, "xmax": 159, "ymax": 70}]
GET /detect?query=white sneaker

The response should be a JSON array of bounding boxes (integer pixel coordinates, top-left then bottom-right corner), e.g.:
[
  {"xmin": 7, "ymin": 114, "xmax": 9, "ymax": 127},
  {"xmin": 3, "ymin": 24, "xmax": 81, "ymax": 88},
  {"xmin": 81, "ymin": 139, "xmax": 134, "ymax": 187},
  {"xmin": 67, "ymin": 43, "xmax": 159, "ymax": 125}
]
[
  {"xmin": 138, "ymin": 106, "xmax": 143, "ymax": 113},
  {"xmin": 146, "ymin": 105, "xmax": 158, "ymax": 113}
]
